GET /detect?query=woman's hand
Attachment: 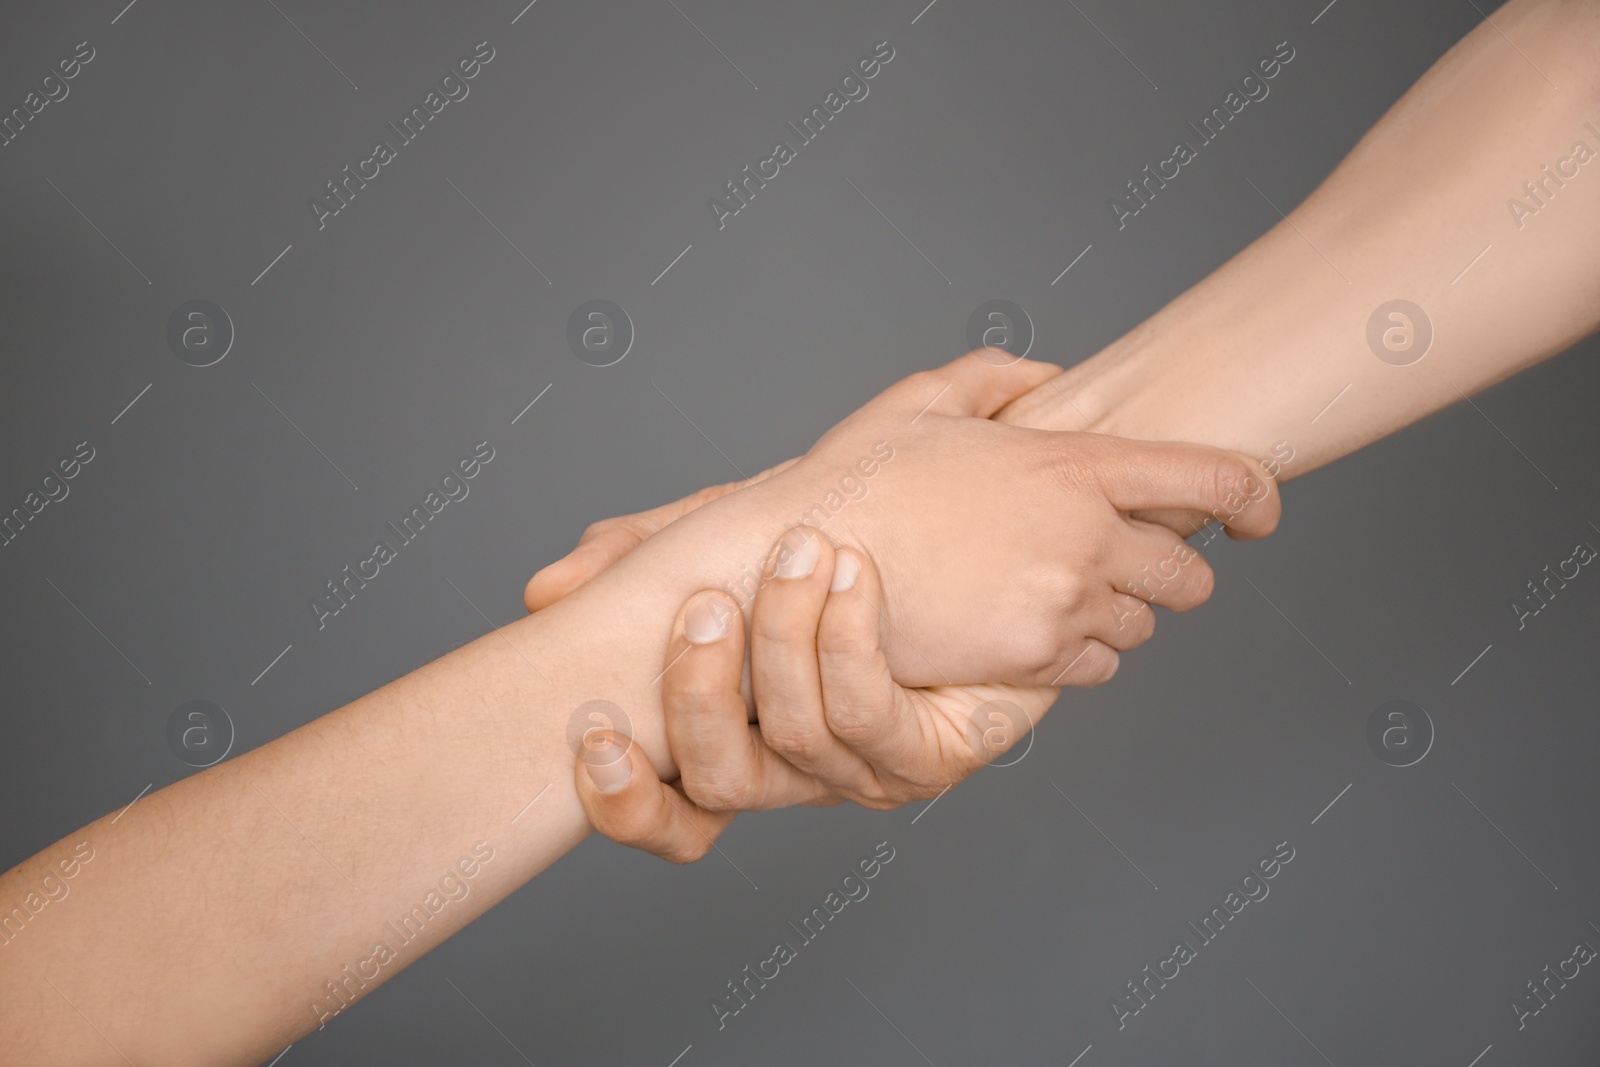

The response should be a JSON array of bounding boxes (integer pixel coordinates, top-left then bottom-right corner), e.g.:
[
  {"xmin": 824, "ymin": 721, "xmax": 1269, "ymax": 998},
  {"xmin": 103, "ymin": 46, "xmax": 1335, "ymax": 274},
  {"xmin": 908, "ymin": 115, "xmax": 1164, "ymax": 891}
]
[
  {"xmin": 524, "ymin": 352, "xmax": 1277, "ymax": 622},
  {"xmin": 769, "ymin": 357, "xmax": 1279, "ymax": 687},
  {"xmin": 540, "ymin": 353, "xmax": 1280, "ymax": 690},
  {"xmin": 523, "ymin": 457, "xmax": 798, "ymax": 612}
]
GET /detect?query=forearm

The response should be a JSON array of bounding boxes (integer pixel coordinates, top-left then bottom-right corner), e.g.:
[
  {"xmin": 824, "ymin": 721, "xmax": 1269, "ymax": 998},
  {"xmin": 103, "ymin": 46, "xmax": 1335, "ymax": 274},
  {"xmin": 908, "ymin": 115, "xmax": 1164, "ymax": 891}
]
[
  {"xmin": 1000, "ymin": 0, "xmax": 1600, "ymax": 469},
  {"xmin": 0, "ymin": 482, "xmax": 807, "ymax": 1066},
  {"xmin": 1, "ymin": 645, "xmax": 578, "ymax": 1065}
]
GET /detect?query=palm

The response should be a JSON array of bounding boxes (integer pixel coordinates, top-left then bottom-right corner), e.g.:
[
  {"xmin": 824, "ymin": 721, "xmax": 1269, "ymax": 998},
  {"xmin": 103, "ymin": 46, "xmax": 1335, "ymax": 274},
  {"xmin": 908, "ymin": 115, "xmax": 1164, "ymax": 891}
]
[{"xmin": 896, "ymin": 682, "xmax": 1059, "ymax": 788}]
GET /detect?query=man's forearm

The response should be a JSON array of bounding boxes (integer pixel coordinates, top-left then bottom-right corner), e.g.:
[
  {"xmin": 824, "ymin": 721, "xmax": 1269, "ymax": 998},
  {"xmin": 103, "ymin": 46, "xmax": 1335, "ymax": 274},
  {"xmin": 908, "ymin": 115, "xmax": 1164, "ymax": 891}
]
[{"xmin": 1000, "ymin": 0, "xmax": 1600, "ymax": 469}]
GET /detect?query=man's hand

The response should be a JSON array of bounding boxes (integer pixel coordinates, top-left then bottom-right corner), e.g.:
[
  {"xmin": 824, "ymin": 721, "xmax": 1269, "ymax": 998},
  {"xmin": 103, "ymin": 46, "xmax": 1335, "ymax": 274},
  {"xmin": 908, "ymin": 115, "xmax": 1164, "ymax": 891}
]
[
  {"xmin": 557, "ymin": 353, "xmax": 1280, "ymax": 860},
  {"xmin": 574, "ymin": 530, "xmax": 1055, "ymax": 861}
]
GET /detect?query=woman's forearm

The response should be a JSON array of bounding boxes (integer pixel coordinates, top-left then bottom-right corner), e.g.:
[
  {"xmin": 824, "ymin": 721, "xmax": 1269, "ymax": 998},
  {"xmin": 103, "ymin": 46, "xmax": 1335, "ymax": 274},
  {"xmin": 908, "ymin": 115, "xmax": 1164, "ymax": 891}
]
[
  {"xmin": 1000, "ymin": 0, "xmax": 1600, "ymax": 469},
  {"xmin": 2, "ymin": 354, "xmax": 1275, "ymax": 1064},
  {"xmin": 0, "ymin": 481, "xmax": 806, "ymax": 1067}
]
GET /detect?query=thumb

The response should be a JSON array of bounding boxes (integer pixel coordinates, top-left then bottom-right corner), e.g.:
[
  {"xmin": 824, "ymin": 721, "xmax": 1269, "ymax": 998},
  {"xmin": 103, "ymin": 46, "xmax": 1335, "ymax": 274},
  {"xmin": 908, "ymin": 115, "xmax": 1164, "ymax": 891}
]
[
  {"xmin": 575, "ymin": 731, "xmax": 735, "ymax": 864},
  {"xmin": 524, "ymin": 520, "xmax": 650, "ymax": 612},
  {"xmin": 525, "ymin": 459, "xmax": 801, "ymax": 613},
  {"xmin": 883, "ymin": 352, "xmax": 1063, "ymax": 421}
]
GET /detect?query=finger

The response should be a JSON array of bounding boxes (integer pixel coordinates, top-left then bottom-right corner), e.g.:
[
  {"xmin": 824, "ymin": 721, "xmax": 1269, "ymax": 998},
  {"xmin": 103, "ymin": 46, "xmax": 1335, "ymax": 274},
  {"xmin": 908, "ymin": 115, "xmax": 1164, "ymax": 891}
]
[
  {"xmin": 1087, "ymin": 440, "xmax": 1282, "ymax": 540},
  {"xmin": 880, "ymin": 353, "xmax": 1064, "ymax": 421},
  {"xmin": 750, "ymin": 529, "xmax": 883, "ymax": 792},
  {"xmin": 813, "ymin": 547, "xmax": 940, "ymax": 783},
  {"xmin": 524, "ymin": 458, "xmax": 802, "ymax": 612},
  {"xmin": 1086, "ymin": 592, "xmax": 1157, "ymax": 653},
  {"xmin": 525, "ymin": 521, "xmax": 650, "ymax": 611},
  {"xmin": 1113, "ymin": 519, "xmax": 1217, "ymax": 613},
  {"xmin": 952, "ymin": 683, "xmax": 1055, "ymax": 769},
  {"xmin": 1046, "ymin": 638, "xmax": 1121, "ymax": 689},
  {"xmin": 575, "ymin": 731, "xmax": 734, "ymax": 864},
  {"xmin": 665, "ymin": 590, "xmax": 829, "ymax": 812},
  {"xmin": 1123, "ymin": 506, "xmax": 1212, "ymax": 539}
]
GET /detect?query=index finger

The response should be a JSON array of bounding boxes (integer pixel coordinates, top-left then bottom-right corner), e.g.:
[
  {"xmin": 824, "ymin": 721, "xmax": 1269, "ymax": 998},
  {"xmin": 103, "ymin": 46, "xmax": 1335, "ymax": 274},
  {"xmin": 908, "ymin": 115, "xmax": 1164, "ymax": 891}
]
[{"xmin": 1085, "ymin": 437, "xmax": 1282, "ymax": 540}]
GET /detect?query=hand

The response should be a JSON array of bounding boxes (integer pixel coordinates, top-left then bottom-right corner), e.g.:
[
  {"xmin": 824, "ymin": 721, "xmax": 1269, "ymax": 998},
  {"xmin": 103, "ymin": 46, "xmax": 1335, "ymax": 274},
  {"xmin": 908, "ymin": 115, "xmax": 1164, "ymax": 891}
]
[
  {"xmin": 524, "ymin": 458, "xmax": 797, "ymax": 612},
  {"xmin": 563, "ymin": 353, "xmax": 1281, "ymax": 859},
  {"xmin": 523, "ymin": 352, "xmax": 1269, "ymax": 619},
  {"xmin": 573, "ymin": 530, "xmax": 1054, "ymax": 862},
  {"xmin": 527, "ymin": 352, "xmax": 1280, "ymax": 689},
  {"xmin": 551, "ymin": 354, "xmax": 1281, "ymax": 690}
]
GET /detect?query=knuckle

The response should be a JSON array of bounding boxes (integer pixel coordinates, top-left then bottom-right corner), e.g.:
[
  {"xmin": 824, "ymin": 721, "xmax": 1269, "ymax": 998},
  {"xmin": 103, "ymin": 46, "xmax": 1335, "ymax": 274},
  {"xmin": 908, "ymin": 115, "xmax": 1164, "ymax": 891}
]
[
  {"xmin": 1028, "ymin": 630, "xmax": 1070, "ymax": 678},
  {"xmin": 751, "ymin": 609, "xmax": 805, "ymax": 646},
  {"xmin": 1156, "ymin": 548, "xmax": 1211, "ymax": 611},
  {"xmin": 1118, "ymin": 601, "xmax": 1156, "ymax": 643},
  {"xmin": 1088, "ymin": 647, "xmax": 1121, "ymax": 686},
  {"xmin": 1087, "ymin": 525, "xmax": 1116, "ymax": 565},
  {"xmin": 1250, "ymin": 479, "xmax": 1284, "ymax": 535},
  {"xmin": 963, "ymin": 346, "xmax": 1017, "ymax": 371},
  {"xmin": 816, "ymin": 612, "xmax": 878, "ymax": 657},
  {"xmin": 853, "ymin": 783, "xmax": 911, "ymax": 812},
  {"xmin": 600, "ymin": 804, "xmax": 664, "ymax": 849},
  {"xmin": 620, "ymin": 514, "xmax": 661, "ymax": 543},
  {"xmin": 912, "ymin": 771, "xmax": 963, "ymax": 800},
  {"xmin": 666, "ymin": 686, "xmax": 736, "ymax": 727},
  {"xmin": 682, "ymin": 771, "xmax": 753, "ymax": 813},
  {"xmin": 816, "ymin": 641, "xmax": 877, "ymax": 680},
  {"xmin": 874, "ymin": 768, "xmax": 946, "ymax": 803},
  {"xmin": 661, "ymin": 834, "xmax": 714, "ymax": 865},
  {"xmin": 1211, "ymin": 455, "xmax": 1254, "ymax": 512},
  {"xmin": 822, "ymin": 695, "xmax": 878, "ymax": 747},
  {"xmin": 579, "ymin": 517, "xmax": 619, "ymax": 543},
  {"xmin": 998, "ymin": 619, "xmax": 1060, "ymax": 678},
  {"xmin": 1183, "ymin": 558, "xmax": 1217, "ymax": 606},
  {"xmin": 690, "ymin": 480, "xmax": 738, "ymax": 507},
  {"xmin": 761, "ymin": 721, "xmax": 823, "ymax": 764},
  {"xmin": 840, "ymin": 774, "xmax": 896, "ymax": 810},
  {"xmin": 1054, "ymin": 574, "xmax": 1092, "ymax": 615},
  {"xmin": 1059, "ymin": 644, "xmax": 1120, "ymax": 688},
  {"xmin": 885, "ymin": 369, "xmax": 943, "ymax": 410}
]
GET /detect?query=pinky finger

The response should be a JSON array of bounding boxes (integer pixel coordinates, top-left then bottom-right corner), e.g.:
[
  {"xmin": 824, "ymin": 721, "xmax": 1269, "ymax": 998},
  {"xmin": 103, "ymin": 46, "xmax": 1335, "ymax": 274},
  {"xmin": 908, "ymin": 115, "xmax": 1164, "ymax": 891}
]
[{"xmin": 574, "ymin": 731, "xmax": 735, "ymax": 864}]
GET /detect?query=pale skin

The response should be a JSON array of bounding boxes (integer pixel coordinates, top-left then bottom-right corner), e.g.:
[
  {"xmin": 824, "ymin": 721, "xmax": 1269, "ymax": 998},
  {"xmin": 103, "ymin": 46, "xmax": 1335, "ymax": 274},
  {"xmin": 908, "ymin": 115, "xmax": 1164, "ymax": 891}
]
[
  {"xmin": 0, "ymin": 359, "xmax": 1273, "ymax": 1067},
  {"xmin": 3, "ymin": 2, "xmax": 1598, "ymax": 1064},
  {"xmin": 554, "ymin": 0, "xmax": 1600, "ymax": 849}
]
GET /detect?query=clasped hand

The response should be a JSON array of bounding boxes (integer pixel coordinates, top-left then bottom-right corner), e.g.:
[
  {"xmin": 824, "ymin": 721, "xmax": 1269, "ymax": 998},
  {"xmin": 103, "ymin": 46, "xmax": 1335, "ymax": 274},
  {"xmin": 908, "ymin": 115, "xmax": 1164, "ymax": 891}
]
[{"xmin": 526, "ymin": 353, "xmax": 1280, "ymax": 861}]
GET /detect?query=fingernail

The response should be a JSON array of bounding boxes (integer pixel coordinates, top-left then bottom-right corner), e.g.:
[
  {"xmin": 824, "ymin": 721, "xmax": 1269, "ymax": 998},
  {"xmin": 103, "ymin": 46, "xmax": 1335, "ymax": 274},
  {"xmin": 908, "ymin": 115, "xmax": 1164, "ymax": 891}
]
[
  {"xmin": 582, "ymin": 738, "xmax": 633, "ymax": 794},
  {"xmin": 831, "ymin": 550, "xmax": 861, "ymax": 592},
  {"xmin": 774, "ymin": 527, "xmax": 819, "ymax": 579},
  {"xmin": 685, "ymin": 593, "xmax": 732, "ymax": 644}
]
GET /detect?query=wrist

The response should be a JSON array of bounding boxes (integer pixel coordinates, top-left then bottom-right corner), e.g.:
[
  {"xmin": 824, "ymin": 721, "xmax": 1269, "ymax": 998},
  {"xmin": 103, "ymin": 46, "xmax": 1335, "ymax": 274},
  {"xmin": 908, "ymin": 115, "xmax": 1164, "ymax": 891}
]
[
  {"xmin": 530, "ymin": 473, "xmax": 832, "ymax": 783},
  {"xmin": 994, "ymin": 247, "xmax": 1352, "ymax": 474}
]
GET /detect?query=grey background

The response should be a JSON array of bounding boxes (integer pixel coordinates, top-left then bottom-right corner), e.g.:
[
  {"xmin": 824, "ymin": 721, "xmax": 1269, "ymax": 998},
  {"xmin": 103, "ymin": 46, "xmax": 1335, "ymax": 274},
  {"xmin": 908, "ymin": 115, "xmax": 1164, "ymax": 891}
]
[{"xmin": 3, "ymin": 0, "xmax": 1598, "ymax": 1064}]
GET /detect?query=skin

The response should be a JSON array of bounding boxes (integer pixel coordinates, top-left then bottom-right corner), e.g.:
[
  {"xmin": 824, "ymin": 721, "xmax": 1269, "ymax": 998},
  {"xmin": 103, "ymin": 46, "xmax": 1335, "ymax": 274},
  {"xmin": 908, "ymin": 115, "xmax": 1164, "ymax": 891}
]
[
  {"xmin": 531, "ymin": 0, "xmax": 1600, "ymax": 601},
  {"xmin": 575, "ymin": 537, "xmax": 1048, "ymax": 861},
  {"xmin": 1001, "ymin": 0, "xmax": 1600, "ymax": 468},
  {"xmin": 0, "ymin": 358, "xmax": 1266, "ymax": 1067},
  {"xmin": 560, "ymin": 0, "xmax": 1600, "ymax": 856},
  {"xmin": 3, "ymin": 1, "xmax": 1595, "ymax": 1061}
]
